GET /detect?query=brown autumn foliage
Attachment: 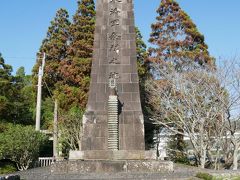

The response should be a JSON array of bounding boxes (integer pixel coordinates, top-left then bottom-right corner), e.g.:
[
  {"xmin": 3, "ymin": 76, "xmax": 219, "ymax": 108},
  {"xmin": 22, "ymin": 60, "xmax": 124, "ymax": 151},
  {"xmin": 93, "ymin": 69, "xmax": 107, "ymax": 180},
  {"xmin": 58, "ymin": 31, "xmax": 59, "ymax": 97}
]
[{"xmin": 148, "ymin": 0, "xmax": 215, "ymax": 68}]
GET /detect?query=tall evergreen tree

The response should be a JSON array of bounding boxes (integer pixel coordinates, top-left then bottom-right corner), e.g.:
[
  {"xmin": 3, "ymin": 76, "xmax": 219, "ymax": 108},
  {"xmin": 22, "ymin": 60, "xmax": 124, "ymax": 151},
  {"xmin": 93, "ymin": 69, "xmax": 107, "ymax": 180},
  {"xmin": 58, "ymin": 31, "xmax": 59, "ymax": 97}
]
[
  {"xmin": 32, "ymin": 8, "xmax": 71, "ymax": 95},
  {"xmin": 68, "ymin": 0, "xmax": 95, "ymax": 58},
  {"xmin": 136, "ymin": 27, "xmax": 149, "ymax": 78},
  {"xmin": 57, "ymin": 0, "xmax": 96, "ymax": 110},
  {"xmin": 0, "ymin": 54, "xmax": 13, "ymax": 120},
  {"xmin": 0, "ymin": 56, "xmax": 34, "ymax": 125},
  {"xmin": 135, "ymin": 27, "xmax": 156, "ymax": 149},
  {"xmin": 13, "ymin": 67, "xmax": 35, "ymax": 125},
  {"xmin": 32, "ymin": 9, "xmax": 71, "ymax": 128},
  {"xmin": 148, "ymin": 0, "xmax": 215, "ymax": 68}
]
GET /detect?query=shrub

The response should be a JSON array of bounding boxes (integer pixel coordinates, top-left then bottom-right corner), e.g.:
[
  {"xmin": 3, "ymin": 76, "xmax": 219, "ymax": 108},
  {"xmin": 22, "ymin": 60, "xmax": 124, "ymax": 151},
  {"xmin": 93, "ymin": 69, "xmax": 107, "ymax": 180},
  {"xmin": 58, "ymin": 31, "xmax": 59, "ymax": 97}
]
[
  {"xmin": 196, "ymin": 172, "xmax": 213, "ymax": 180},
  {"xmin": 0, "ymin": 124, "xmax": 47, "ymax": 171}
]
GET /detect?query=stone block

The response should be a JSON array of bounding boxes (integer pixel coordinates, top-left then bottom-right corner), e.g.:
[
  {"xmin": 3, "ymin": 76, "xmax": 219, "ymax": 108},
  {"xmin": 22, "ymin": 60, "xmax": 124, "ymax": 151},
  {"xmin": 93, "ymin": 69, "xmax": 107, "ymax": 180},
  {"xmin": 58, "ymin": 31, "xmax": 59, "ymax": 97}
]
[
  {"xmin": 51, "ymin": 160, "xmax": 174, "ymax": 175},
  {"xmin": 118, "ymin": 92, "xmax": 132, "ymax": 104},
  {"xmin": 122, "ymin": 111, "xmax": 134, "ymax": 124},
  {"xmin": 134, "ymin": 123, "xmax": 144, "ymax": 137},
  {"xmin": 121, "ymin": 56, "xmax": 130, "ymax": 64},
  {"xmin": 92, "ymin": 137, "xmax": 107, "ymax": 150},
  {"xmin": 131, "ymin": 92, "xmax": 140, "ymax": 101},
  {"xmin": 96, "ymin": 102, "xmax": 106, "ymax": 111},
  {"xmin": 96, "ymin": 115, "xmax": 108, "ymax": 124},
  {"xmin": 96, "ymin": 92, "xmax": 107, "ymax": 102},
  {"xmin": 126, "ymin": 160, "xmax": 174, "ymax": 172},
  {"xmin": 121, "ymin": 65, "xmax": 132, "ymax": 73}
]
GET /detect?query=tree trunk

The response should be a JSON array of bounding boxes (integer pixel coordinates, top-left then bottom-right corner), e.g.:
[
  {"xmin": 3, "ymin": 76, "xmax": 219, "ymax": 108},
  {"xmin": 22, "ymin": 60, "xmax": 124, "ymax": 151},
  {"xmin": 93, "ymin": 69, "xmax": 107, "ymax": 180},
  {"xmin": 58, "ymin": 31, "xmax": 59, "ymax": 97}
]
[
  {"xmin": 233, "ymin": 147, "xmax": 238, "ymax": 170},
  {"xmin": 214, "ymin": 149, "xmax": 220, "ymax": 170},
  {"xmin": 200, "ymin": 149, "xmax": 207, "ymax": 169}
]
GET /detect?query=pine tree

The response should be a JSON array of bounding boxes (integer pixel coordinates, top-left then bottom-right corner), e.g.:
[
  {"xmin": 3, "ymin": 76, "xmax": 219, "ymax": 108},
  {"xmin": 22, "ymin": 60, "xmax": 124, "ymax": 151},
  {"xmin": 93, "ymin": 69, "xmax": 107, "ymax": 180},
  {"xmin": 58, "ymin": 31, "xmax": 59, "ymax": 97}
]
[{"xmin": 148, "ymin": 0, "xmax": 215, "ymax": 68}]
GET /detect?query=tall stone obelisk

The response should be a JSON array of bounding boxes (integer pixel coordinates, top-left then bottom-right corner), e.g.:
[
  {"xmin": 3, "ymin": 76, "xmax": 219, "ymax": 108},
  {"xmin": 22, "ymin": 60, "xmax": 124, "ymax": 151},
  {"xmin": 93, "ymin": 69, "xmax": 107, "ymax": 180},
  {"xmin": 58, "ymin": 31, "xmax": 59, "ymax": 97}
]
[{"xmin": 80, "ymin": 0, "xmax": 145, "ymax": 158}]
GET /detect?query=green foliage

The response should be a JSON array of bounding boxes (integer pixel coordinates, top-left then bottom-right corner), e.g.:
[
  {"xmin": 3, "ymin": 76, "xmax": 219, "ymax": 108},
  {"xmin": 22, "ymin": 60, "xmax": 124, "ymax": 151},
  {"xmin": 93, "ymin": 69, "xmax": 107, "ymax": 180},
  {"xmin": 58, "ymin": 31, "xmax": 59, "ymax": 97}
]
[
  {"xmin": 68, "ymin": 0, "xmax": 95, "ymax": 58},
  {"xmin": 0, "ymin": 162, "xmax": 17, "ymax": 175},
  {"xmin": 0, "ymin": 124, "xmax": 47, "ymax": 170},
  {"xmin": 32, "ymin": 1, "xmax": 96, "ymax": 120},
  {"xmin": 11, "ymin": 67, "xmax": 35, "ymax": 125},
  {"xmin": 57, "ymin": 57, "xmax": 91, "ymax": 110},
  {"xmin": 59, "ymin": 107, "xmax": 84, "ymax": 152},
  {"xmin": 149, "ymin": 0, "xmax": 215, "ymax": 68},
  {"xmin": 167, "ymin": 134, "xmax": 189, "ymax": 164},
  {"xmin": 32, "ymin": 8, "xmax": 71, "ymax": 97},
  {"xmin": 0, "ymin": 55, "xmax": 34, "ymax": 125},
  {"xmin": 58, "ymin": 0, "xmax": 95, "ymax": 110},
  {"xmin": 196, "ymin": 172, "xmax": 213, "ymax": 180},
  {"xmin": 0, "ymin": 53, "xmax": 13, "ymax": 120},
  {"xmin": 41, "ymin": 97, "xmax": 54, "ymax": 129},
  {"xmin": 135, "ymin": 27, "xmax": 149, "ymax": 78},
  {"xmin": 135, "ymin": 27, "xmax": 155, "ymax": 149}
]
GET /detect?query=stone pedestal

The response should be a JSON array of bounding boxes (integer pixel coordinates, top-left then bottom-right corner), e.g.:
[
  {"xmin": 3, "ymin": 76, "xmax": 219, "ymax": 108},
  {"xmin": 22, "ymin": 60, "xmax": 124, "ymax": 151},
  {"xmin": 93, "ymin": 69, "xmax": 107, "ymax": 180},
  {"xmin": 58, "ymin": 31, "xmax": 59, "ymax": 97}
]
[
  {"xmin": 51, "ymin": 160, "xmax": 174, "ymax": 174},
  {"xmin": 69, "ymin": 150, "xmax": 156, "ymax": 160}
]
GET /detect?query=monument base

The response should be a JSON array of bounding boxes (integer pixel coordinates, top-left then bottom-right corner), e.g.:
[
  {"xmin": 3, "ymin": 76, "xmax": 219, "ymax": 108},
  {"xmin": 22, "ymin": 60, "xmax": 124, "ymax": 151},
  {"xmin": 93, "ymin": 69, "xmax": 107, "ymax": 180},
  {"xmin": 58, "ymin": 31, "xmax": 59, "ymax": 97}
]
[
  {"xmin": 51, "ymin": 160, "xmax": 173, "ymax": 174},
  {"xmin": 69, "ymin": 150, "xmax": 156, "ymax": 160}
]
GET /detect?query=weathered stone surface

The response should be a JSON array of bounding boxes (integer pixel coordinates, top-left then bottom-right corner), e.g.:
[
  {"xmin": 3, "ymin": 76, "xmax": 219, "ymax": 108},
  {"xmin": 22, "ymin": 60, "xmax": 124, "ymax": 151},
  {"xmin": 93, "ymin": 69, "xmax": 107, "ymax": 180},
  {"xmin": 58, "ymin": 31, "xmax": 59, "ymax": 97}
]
[
  {"xmin": 69, "ymin": 150, "xmax": 156, "ymax": 160},
  {"xmin": 18, "ymin": 163, "xmax": 240, "ymax": 180},
  {"xmin": 127, "ymin": 161, "xmax": 174, "ymax": 173},
  {"xmin": 51, "ymin": 160, "xmax": 173, "ymax": 174},
  {"xmin": 82, "ymin": 0, "xmax": 145, "ymax": 154}
]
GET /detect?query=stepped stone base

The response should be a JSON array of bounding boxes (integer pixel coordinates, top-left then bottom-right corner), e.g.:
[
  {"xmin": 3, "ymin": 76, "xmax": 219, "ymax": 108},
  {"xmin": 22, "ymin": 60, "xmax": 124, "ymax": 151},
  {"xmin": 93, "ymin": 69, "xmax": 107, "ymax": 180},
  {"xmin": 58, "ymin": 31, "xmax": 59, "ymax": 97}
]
[
  {"xmin": 51, "ymin": 160, "xmax": 173, "ymax": 174},
  {"xmin": 69, "ymin": 150, "xmax": 156, "ymax": 160}
]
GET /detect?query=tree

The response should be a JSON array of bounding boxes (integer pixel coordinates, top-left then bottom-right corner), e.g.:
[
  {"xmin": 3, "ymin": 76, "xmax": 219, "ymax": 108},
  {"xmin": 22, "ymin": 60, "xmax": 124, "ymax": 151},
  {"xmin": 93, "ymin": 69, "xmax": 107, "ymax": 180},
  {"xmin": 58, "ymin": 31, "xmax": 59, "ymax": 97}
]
[
  {"xmin": 135, "ymin": 27, "xmax": 149, "ymax": 78},
  {"xmin": 59, "ymin": 107, "xmax": 83, "ymax": 151},
  {"xmin": 32, "ymin": 8, "xmax": 71, "ymax": 96},
  {"xmin": 0, "ymin": 57, "xmax": 34, "ymax": 125},
  {"xmin": 0, "ymin": 124, "xmax": 47, "ymax": 170},
  {"xmin": 148, "ymin": 0, "xmax": 215, "ymax": 68},
  {"xmin": 147, "ymin": 0, "xmax": 215, "ymax": 160},
  {"xmin": 32, "ymin": 9, "xmax": 70, "ymax": 128},
  {"xmin": 217, "ymin": 60, "xmax": 240, "ymax": 170},
  {"xmin": 0, "ymin": 53, "xmax": 13, "ymax": 121},
  {"xmin": 134, "ymin": 27, "xmax": 156, "ymax": 149},
  {"xmin": 145, "ymin": 63, "xmax": 226, "ymax": 168},
  {"xmin": 11, "ymin": 67, "xmax": 35, "ymax": 125},
  {"xmin": 68, "ymin": 0, "xmax": 95, "ymax": 59},
  {"xmin": 56, "ymin": 0, "xmax": 96, "ymax": 110}
]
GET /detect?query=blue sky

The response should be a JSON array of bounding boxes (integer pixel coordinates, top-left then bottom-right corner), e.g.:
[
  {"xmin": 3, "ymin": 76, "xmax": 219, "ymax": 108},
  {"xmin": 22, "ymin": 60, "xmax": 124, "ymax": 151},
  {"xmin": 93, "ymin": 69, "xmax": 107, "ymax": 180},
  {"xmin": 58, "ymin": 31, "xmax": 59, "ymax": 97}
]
[{"xmin": 0, "ymin": 0, "xmax": 240, "ymax": 74}]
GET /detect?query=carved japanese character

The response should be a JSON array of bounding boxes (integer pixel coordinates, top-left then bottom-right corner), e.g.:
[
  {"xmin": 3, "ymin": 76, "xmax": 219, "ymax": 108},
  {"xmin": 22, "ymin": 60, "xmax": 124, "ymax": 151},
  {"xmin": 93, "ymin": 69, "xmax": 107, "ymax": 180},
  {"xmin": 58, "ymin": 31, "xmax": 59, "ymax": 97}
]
[
  {"xmin": 109, "ymin": 72, "xmax": 119, "ymax": 79},
  {"xmin": 110, "ymin": 19, "xmax": 120, "ymax": 26},
  {"xmin": 109, "ymin": 57, "xmax": 120, "ymax": 64},
  {"xmin": 110, "ymin": 8, "xmax": 121, "ymax": 16},
  {"xmin": 109, "ymin": 43, "xmax": 120, "ymax": 53},
  {"xmin": 108, "ymin": 32, "xmax": 121, "ymax": 40},
  {"xmin": 109, "ymin": 0, "xmax": 122, "ymax": 3}
]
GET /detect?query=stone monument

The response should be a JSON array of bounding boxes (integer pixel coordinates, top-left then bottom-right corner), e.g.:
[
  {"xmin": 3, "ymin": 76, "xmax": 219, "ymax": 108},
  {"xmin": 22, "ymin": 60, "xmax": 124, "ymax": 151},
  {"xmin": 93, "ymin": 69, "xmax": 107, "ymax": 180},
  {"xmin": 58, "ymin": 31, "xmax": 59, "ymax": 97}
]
[
  {"xmin": 68, "ymin": 0, "xmax": 148, "ymax": 160},
  {"xmin": 52, "ymin": 0, "xmax": 173, "ymax": 173}
]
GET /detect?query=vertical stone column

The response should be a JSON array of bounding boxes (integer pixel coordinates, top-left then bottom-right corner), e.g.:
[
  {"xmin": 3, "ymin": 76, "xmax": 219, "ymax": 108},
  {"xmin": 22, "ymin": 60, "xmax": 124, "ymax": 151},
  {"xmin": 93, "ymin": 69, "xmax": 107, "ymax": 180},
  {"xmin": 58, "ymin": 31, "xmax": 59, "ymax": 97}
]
[{"xmin": 81, "ymin": 0, "xmax": 145, "ymax": 154}]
